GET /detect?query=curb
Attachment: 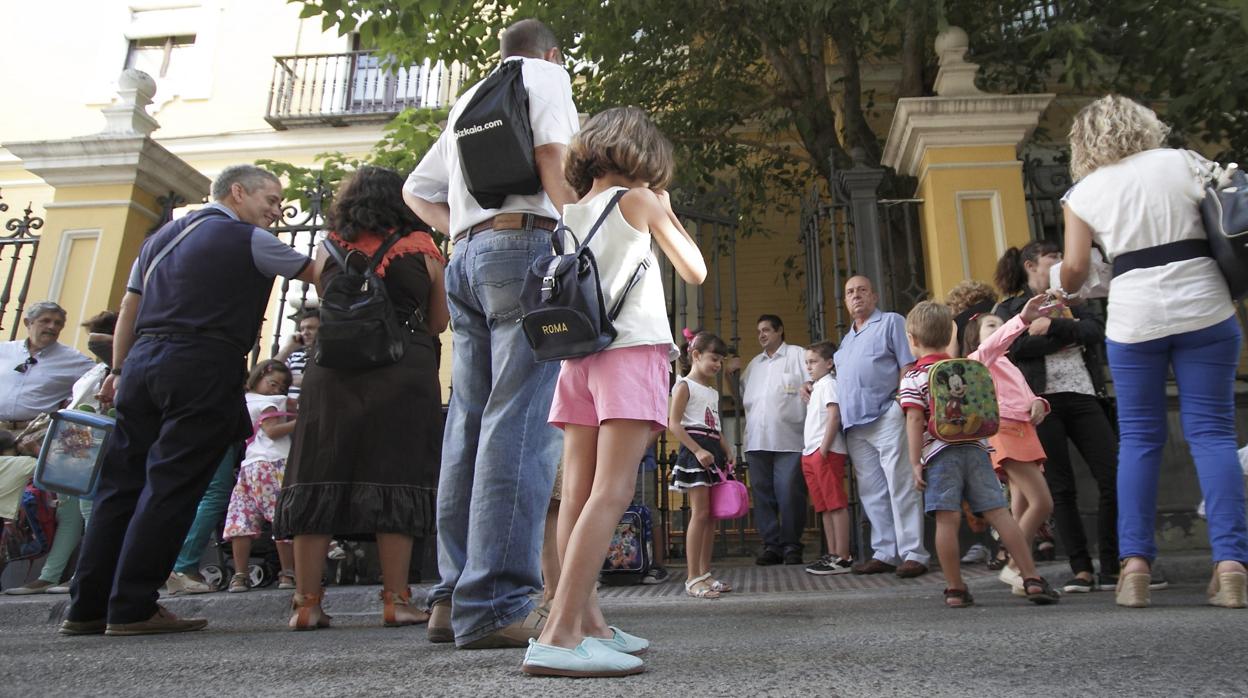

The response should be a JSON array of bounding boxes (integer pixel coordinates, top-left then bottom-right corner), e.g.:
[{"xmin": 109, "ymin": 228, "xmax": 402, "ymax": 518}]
[{"xmin": 0, "ymin": 551, "xmax": 1223, "ymax": 630}]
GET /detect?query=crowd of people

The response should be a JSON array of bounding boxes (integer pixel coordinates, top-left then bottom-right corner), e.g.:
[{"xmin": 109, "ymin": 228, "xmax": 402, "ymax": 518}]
[{"xmin": 0, "ymin": 18, "xmax": 1245, "ymax": 680}]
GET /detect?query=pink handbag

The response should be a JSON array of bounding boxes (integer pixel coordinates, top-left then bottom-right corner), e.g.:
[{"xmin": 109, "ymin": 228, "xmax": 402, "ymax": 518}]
[{"xmin": 710, "ymin": 464, "xmax": 750, "ymax": 520}]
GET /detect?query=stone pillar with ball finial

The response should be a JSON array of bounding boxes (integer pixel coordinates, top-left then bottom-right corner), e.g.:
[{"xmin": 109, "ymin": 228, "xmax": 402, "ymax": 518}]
[
  {"xmin": 2, "ymin": 70, "xmax": 209, "ymax": 349},
  {"xmin": 881, "ymin": 26, "xmax": 1055, "ymax": 300}
]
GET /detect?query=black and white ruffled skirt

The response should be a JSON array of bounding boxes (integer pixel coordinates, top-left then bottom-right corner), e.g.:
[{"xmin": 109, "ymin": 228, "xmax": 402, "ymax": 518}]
[{"xmin": 669, "ymin": 430, "xmax": 726, "ymax": 491}]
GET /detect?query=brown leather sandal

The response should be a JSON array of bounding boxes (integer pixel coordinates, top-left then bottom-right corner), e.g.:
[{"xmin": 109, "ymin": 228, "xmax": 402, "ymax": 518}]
[
  {"xmin": 943, "ymin": 587, "xmax": 974, "ymax": 608},
  {"xmin": 382, "ymin": 588, "xmax": 430, "ymax": 627},
  {"xmin": 289, "ymin": 592, "xmax": 332, "ymax": 631}
]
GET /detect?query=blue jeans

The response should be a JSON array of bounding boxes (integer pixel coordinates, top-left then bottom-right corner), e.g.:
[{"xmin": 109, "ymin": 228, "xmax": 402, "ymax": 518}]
[
  {"xmin": 746, "ymin": 451, "xmax": 807, "ymax": 554},
  {"xmin": 922, "ymin": 445, "xmax": 1007, "ymax": 514},
  {"xmin": 173, "ymin": 444, "xmax": 237, "ymax": 574},
  {"xmin": 428, "ymin": 227, "xmax": 562, "ymax": 645},
  {"xmin": 1107, "ymin": 315, "xmax": 1248, "ymax": 564}
]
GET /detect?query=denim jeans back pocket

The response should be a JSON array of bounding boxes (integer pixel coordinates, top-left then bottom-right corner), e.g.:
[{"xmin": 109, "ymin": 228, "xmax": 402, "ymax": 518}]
[{"xmin": 472, "ymin": 246, "xmax": 537, "ymax": 323}]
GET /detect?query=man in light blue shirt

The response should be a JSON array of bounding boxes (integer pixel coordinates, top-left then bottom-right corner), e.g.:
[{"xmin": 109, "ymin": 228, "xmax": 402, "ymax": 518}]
[{"xmin": 833, "ymin": 276, "xmax": 929, "ymax": 577}]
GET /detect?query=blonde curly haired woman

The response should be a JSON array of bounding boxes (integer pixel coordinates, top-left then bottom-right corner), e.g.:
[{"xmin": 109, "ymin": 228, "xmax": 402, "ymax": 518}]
[{"xmin": 1058, "ymin": 95, "xmax": 1247, "ymax": 609}]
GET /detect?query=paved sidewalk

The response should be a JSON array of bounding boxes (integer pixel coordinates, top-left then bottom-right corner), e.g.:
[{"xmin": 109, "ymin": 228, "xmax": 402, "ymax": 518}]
[{"xmin": 2, "ymin": 553, "xmax": 1243, "ymax": 697}]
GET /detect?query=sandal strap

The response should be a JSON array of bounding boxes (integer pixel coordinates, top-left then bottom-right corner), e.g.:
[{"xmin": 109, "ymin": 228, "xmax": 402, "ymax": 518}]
[
  {"xmin": 291, "ymin": 592, "xmax": 322, "ymax": 608},
  {"xmin": 684, "ymin": 572, "xmax": 711, "ymax": 590}
]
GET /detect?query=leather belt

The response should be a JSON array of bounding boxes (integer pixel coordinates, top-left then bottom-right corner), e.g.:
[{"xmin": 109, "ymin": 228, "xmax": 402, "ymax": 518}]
[{"xmin": 453, "ymin": 213, "xmax": 558, "ymax": 245}]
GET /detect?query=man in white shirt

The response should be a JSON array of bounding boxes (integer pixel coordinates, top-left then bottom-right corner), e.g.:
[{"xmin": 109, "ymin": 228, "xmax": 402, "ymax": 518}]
[
  {"xmin": 0, "ymin": 302, "xmax": 95, "ymax": 430},
  {"xmin": 403, "ymin": 18, "xmax": 579, "ymax": 650},
  {"xmin": 738, "ymin": 314, "xmax": 810, "ymax": 565}
]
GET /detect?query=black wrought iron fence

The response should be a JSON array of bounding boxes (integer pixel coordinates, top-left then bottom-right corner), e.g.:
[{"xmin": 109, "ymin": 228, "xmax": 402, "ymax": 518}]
[{"xmin": 0, "ymin": 191, "xmax": 43, "ymax": 341}]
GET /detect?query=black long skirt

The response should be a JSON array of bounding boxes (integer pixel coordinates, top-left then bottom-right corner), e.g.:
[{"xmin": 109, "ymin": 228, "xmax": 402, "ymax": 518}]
[{"xmin": 275, "ymin": 332, "xmax": 441, "ymax": 539}]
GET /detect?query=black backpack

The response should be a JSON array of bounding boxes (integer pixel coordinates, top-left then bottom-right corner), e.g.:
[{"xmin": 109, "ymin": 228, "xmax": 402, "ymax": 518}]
[
  {"xmin": 314, "ymin": 235, "xmax": 409, "ymax": 369},
  {"xmin": 519, "ymin": 190, "xmax": 649, "ymax": 362},
  {"xmin": 455, "ymin": 60, "xmax": 542, "ymax": 209}
]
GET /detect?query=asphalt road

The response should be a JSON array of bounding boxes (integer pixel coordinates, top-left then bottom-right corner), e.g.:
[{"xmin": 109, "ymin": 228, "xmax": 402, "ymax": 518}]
[{"xmin": 3, "ymin": 566, "xmax": 1246, "ymax": 697}]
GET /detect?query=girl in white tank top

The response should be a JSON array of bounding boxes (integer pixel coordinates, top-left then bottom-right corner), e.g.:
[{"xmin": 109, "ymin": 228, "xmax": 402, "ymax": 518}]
[
  {"xmin": 668, "ymin": 330, "xmax": 736, "ymax": 600},
  {"xmin": 526, "ymin": 107, "xmax": 707, "ymax": 678}
]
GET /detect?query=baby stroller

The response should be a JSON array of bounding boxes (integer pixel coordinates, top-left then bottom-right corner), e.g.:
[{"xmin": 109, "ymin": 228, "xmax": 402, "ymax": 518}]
[{"xmin": 199, "ymin": 520, "xmax": 282, "ymax": 591}]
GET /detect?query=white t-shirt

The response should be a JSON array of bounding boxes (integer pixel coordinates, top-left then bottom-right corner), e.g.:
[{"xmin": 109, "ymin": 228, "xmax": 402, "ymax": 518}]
[
  {"xmin": 244, "ymin": 393, "xmax": 292, "ymax": 466},
  {"xmin": 68, "ymin": 363, "xmax": 109, "ymax": 412},
  {"xmin": 803, "ymin": 374, "xmax": 847, "ymax": 455},
  {"xmin": 672, "ymin": 375, "xmax": 722, "ymax": 433},
  {"xmin": 559, "ymin": 187, "xmax": 676, "ymax": 357},
  {"xmin": 1063, "ymin": 148, "xmax": 1234, "ymax": 344},
  {"xmin": 741, "ymin": 343, "xmax": 809, "ymax": 453},
  {"xmin": 404, "ymin": 56, "xmax": 580, "ymax": 239}
]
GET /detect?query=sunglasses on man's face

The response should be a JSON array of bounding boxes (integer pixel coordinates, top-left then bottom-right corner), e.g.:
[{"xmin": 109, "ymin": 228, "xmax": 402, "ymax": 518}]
[{"xmin": 14, "ymin": 356, "xmax": 36, "ymax": 373}]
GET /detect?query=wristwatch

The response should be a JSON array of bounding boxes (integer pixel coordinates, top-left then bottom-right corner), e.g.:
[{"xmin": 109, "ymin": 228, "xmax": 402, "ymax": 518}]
[{"xmin": 109, "ymin": 367, "xmax": 122, "ymax": 377}]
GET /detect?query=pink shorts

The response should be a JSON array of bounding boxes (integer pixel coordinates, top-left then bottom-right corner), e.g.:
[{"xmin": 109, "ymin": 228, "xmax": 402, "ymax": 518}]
[{"xmin": 548, "ymin": 344, "xmax": 670, "ymax": 432}]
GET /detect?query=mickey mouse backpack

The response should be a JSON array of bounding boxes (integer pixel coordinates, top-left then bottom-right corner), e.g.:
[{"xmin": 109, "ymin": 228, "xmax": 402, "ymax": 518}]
[{"xmin": 927, "ymin": 358, "xmax": 999, "ymax": 443}]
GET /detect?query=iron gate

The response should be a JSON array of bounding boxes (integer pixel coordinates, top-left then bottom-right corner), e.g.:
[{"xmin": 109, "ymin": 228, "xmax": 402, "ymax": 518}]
[
  {"xmin": 797, "ymin": 162, "xmax": 926, "ymax": 562},
  {"xmin": 0, "ymin": 191, "xmax": 44, "ymax": 341}
]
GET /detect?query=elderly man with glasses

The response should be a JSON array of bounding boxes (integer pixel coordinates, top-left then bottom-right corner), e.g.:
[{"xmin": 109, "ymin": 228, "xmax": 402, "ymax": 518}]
[{"xmin": 0, "ymin": 302, "xmax": 95, "ymax": 430}]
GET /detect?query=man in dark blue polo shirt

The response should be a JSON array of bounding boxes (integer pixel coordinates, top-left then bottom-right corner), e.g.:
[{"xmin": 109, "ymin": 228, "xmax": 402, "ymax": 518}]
[{"xmin": 62, "ymin": 165, "xmax": 313, "ymax": 636}]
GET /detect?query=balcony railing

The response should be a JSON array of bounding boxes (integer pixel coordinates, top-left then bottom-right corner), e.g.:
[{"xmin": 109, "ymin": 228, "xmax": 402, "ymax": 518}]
[{"xmin": 266, "ymin": 50, "xmax": 465, "ymax": 130}]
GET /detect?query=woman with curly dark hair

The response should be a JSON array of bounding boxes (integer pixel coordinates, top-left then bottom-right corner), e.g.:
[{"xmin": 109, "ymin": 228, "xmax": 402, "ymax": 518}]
[{"xmin": 276, "ymin": 165, "xmax": 449, "ymax": 630}]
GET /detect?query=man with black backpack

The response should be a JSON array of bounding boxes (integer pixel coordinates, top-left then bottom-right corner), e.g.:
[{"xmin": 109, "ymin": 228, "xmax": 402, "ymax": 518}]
[
  {"xmin": 403, "ymin": 18, "xmax": 580, "ymax": 649},
  {"xmin": 61, "ymin": 165, "xmax": 314, "ymax": 637}
]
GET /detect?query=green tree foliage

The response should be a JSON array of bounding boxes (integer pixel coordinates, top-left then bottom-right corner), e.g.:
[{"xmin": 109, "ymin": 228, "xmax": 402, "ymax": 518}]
[{"xmin": 272, "ymin": 0, "xmax": 1247, "ymax": 221}]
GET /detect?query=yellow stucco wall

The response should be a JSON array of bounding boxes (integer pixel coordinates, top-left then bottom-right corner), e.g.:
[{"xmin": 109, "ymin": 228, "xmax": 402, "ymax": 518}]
[{"xmin": 915, "ymin": 145, "xmax": 1032, "ymax": 300}]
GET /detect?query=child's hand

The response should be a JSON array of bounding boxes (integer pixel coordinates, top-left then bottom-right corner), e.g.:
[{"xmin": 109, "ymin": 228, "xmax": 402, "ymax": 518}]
[
  {"xmin": 654, "ymin": 189, "xmax": 673, "ymax": 212},
  {"xmin": 1019, "ymin": 293, "xmax": 1051, "ymax": 323},
  {"xmin": 912, "ymin": 463, "xmax": 926, "ymax": 491},
  {"xmin": 695, "ymin": 449, "xmax": 715, "ymax": 468},
  {"xmin": 800, "ymin": 381, "xmax": 813, "ymax": 404},
  {"xmin": 1029, "ymin": 400, "xmax": 1047, "ymax": 425}
]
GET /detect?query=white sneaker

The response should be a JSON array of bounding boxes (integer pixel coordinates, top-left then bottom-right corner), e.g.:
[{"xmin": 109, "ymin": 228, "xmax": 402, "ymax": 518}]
[
  {"xmin": 166, "ymin": 571, "xmax": 213, "ymax": 595},
  {"xmin": 998, "ymin": 564, "xmax": 1023, "ymax": 589}
]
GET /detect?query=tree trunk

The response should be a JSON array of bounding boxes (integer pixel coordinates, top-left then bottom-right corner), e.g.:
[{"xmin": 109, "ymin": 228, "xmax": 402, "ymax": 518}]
[
  {"xmin": 899, "ymin": 3, "xmax": 929, "ymax": 98},
  {"xmin": 830, "ymin": 25, "xmax": 883, "ymax": 167}
]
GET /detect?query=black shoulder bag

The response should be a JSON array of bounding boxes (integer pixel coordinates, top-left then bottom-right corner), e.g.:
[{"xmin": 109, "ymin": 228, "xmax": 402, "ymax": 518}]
[
  {"xmin": 314, "ymin": 234, "xmax": 409, "ymax": 369},
  {"xmin": 456, "ymin": 60, "xmax": 542, "ymax": 209},
  {"xmin": 519, "ymin": 190, "xmax": 650, "ymax": 362}
]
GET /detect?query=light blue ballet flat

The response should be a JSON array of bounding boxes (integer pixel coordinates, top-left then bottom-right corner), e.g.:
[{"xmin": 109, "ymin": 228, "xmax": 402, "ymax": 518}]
[
  {"xmin": 596, "ymin": 626, "xmax": 650, "ymax": 655},
  {"xmin": 521, "ymin": 637, "xmax": 644, "ymax": 677}
]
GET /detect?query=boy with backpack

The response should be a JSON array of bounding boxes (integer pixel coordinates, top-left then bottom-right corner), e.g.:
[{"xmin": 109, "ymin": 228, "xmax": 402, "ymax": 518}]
[{"xmin": 897, "ymin": 301, "xmax": 1059, "ymax": 608}]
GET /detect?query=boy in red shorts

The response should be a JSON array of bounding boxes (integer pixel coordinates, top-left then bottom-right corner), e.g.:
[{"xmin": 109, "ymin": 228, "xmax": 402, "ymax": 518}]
[{"xmin": 802, "ymin": 341, "xmax": 852, "ymax": 574}]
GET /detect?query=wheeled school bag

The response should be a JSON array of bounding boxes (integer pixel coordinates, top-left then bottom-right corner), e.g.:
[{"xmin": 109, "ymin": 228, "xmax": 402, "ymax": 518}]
[
  {"xmin": 926, "ymin": 358, "xmax": 999, "ymax": 443},
  {"xmin": 456, "ymin": 60, "xmax": 542, "ymax": 209},
  {"xmin": 601, "ymin": 469, "xmax": 655, "ymax": 586},
  {"xmin": 519, "ymin": 190, "xmax": 649, "ymax": 361},
  {"xmin": 314, "ymin": 234, "xmax": 409, "ymax": 369}
]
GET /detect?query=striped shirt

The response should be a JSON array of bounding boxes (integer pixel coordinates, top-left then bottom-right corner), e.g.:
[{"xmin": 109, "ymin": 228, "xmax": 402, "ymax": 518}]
[{"xmin": 285, "ymin": 348, "xmax": 308, "ymax": 400}]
